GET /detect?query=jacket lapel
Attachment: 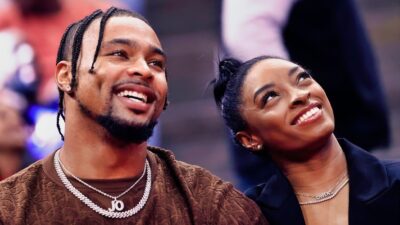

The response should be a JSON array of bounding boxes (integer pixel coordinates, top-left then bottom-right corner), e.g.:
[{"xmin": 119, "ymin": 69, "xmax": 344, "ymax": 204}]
[
  {"xmin": 246, "ymin": 162, "xmax": 305, "ymax": 225},
  {"xmin": 339, "ymin": 139, "xmax": 392, "ymax": 224}
]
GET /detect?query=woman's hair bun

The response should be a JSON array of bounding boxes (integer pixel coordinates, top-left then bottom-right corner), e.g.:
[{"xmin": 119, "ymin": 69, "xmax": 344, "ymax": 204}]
[
  {"xmin": 219, "ymin": 58, "xmax": 241, "ymax": 81},
  {"xmin": 211, "ymin": 58, "xmax": 242, "ymax": 107}
]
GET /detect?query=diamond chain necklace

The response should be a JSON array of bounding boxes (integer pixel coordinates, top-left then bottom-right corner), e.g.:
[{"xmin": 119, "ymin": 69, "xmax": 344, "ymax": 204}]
[
  {"xmin": 57, "ymin": 153, "xmax": 146, "ymax": 206},
  {"xmin": 54, "ymin": 150, "xmax": 152, "ymax": 218}
]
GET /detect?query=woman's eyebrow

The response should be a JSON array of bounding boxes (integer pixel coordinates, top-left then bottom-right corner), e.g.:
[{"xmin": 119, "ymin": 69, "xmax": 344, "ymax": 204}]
[
  {"xmin": 288, "ymin": 66, "xmax": 300, "ymax": 77},
  {"xmin": 253, "ymin": 83, "xmax": 274, "ymax": 103}
]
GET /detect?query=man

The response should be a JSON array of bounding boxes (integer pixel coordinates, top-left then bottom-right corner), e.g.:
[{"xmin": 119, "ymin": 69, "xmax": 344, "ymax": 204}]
[{"xmin": 0, "ymin": 7, "xmax": 267, "ymax": 225}]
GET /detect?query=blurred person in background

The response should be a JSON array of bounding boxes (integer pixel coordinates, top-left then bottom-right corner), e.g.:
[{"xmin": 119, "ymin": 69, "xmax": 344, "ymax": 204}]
[
  {"xmin": 0, "ymin": 0, "xmax": 120, "ymax": 163},
  {"xmin": 221, "ymin": 0, "xmax": 391, "ymax": 190},
  {"xmin": 0, "ymin": 90, "xmax": 29, "ymax": 181},
  {"xmin": 0, "ymin": 0, "xmax": 118, "ymax": 104},
  {"xmin": 0, "ymin": 29, "xmax": 37, "ymax": 179}
]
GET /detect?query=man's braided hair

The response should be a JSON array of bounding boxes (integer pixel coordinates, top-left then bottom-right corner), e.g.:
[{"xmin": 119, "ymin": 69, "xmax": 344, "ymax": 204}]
[{"xmin": 55, "ymin": 7, "xmax": 149, "ymax": 140}]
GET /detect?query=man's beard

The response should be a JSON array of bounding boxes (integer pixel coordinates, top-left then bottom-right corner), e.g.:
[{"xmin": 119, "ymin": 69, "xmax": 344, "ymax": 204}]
[{"xmin": 78, "ymin": 100, "xmax": 157, "ymax": 144}]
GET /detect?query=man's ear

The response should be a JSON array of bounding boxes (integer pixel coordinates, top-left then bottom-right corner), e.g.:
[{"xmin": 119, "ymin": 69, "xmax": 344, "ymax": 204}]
[
  {"xmin": 55, "ymin": 61, "xmax": 72, "ymax": 93},
  {"xmin": 235, "ymin": 131, "xmax": 263, "ymax": 152}
]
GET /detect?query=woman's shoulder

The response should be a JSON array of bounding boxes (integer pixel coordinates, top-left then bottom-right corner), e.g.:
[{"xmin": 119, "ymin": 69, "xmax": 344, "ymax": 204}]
[{"xmin": 382, "ymin": 160, "xmax": 400, "ymax": 181}]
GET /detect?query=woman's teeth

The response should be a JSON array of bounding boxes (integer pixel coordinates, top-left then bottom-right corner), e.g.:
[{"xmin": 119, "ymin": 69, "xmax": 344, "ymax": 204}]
[{"xmin": 295, "ymin": 107, "xmax": 320, "ymax": 125}]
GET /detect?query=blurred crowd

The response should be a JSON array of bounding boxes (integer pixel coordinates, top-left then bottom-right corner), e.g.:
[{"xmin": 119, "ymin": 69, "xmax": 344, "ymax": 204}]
[{"xmin": 0, "ymin": 0, "xmax": 131, "ymax": 180}]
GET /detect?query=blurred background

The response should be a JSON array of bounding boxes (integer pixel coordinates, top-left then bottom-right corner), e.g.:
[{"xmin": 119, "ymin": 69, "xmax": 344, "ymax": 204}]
[{"xmin": 0, "ymin": 0, "xmax": 399, "ymax": 187}]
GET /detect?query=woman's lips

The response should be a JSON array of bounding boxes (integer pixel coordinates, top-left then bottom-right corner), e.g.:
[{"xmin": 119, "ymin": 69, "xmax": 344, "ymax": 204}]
[{"xmin": 291, "ymin": 103, "xmax": 322, "ymax": 125}]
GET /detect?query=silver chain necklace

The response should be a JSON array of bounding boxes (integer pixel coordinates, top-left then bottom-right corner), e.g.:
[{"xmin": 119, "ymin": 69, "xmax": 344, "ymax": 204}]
[
  {"xmin": 54, "ymin": 150, "xmax": 152, "ymax": 218},
  {"xmin": 296, "ymin": 172, "xmax": 349, "ymax": 205}
]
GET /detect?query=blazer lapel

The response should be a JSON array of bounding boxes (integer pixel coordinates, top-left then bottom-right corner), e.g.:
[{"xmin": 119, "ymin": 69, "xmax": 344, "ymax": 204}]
[
  {"xmin": 246, "ymin": 163, "xmax": 305, "ymax": 225},
  {"xmin": 340, "ymin": 139, "xmax": 392, "ymax": 224}
]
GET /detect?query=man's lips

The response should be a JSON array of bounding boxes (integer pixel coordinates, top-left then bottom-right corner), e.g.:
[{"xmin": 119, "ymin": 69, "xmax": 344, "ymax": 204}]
[
  {"xmin": 113, "ymin": 82, "xmax": 156, "ymax": 104},
  {"xmin": 112, "ymin": 81, "xmax": 157, "ymax": 113},
  {"xmin": 291, "ymin": 103, "xmax": 322, "ymax": 125}
]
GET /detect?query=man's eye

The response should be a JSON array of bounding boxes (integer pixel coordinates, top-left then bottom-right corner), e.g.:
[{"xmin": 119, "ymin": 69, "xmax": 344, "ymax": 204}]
[
  {"xmin": 261, "ymin": 91, "xmax": 278, "ymax": 106},
  {"xmin": 149, "ymin": 60, "xmax": 165, "ymax": 70},
  {"xmin": 297, "ymin": 72, "xmax": 312, "ymax": 83},
  {"xmin": 109, "ymin": 50, "xmax": 128, "ymax": 58}
]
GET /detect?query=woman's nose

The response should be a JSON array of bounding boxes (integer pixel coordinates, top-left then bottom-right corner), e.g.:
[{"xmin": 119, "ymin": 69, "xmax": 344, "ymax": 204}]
[{"xmin": 290, "ymin": 89, "xmax": 310, "ymax": 108}]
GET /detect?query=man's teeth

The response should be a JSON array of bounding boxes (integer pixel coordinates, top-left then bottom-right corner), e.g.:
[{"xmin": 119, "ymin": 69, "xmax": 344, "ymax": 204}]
[
  {"xmin": 296, "ymin": 107, "xmax": 320, "ymax": 124},
  {"xmin": 117, "ymin": 90, "xmax": 147, "ymax": 103}
]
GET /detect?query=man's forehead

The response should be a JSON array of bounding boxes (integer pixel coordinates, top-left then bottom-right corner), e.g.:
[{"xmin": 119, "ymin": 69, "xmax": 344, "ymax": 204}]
[
  {"xmin": 84, "ymin": 16, "xmax": 159, "ymax": 44},
  {"xmin": 86, "ymin": 16, "xmax": 157, "ymax": 37}
]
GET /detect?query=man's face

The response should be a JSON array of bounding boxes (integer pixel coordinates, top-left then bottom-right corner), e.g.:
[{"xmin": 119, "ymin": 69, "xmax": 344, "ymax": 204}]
[{"xmin": 72, "ymin": 16, "xmax": 168, "ymax": 142}]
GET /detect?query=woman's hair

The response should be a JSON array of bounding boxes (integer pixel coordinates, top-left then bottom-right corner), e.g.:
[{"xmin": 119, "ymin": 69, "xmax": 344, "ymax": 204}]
[{"xmin": 211, "ymin": 55, "xmax": 282, "ymax": 140}]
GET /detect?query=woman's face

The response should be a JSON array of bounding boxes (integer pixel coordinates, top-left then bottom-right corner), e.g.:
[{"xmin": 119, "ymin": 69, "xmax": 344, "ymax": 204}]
[{"xmin": 238, "ymin": 58, "xmax": 335, "ymax": 154}]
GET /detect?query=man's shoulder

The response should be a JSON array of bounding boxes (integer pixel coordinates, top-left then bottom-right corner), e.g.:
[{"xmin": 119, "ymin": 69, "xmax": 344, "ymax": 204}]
[
  {"xmin": 149, "ymin": 147, "xmax": 262, "ymax": 204},
  {"xmin": 148, "ymin": 146, "xmax": 227, "ymax": 188},
  {"xmin": 148, "ymin": 146, "xmax": 268, "ymax": 225},
  {"xmin": 0, "ymin": 159, "xmax": 47, "ymax": 222},
  {"xmin": 0, "ymin": 159, "xmax": 44, "ymax": 197}
]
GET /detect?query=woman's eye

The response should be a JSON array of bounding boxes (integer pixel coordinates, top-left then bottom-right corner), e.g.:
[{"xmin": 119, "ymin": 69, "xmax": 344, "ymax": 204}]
[
  {"xmin": 297, "ymin": 72, "xmax": 312, "ymax": 83},
  {"xmin": 261, "ymin": 91, "xmax": 278, "ymax": 106}
]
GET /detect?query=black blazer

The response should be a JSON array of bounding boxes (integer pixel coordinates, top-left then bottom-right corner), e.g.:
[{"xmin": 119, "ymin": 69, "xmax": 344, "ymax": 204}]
[{"xmin": 246, "ymin": 139, "xmax": 400, "ymax": 225}]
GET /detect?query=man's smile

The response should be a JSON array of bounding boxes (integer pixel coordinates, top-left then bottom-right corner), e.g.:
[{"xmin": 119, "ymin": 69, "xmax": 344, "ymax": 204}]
[{"xmin": 113, "ymin": 82, "xmax": 157, "ymax": 113}]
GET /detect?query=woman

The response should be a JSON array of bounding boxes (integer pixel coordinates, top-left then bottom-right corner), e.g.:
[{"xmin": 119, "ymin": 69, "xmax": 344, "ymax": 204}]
[{"xmin": 212, "ymin": 56, "xmax": 400, "ymax": 225}]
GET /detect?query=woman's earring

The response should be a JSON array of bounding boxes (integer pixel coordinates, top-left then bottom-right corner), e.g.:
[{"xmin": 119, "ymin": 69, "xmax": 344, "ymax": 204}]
[
  {"xmin": 255, "ymin": 144, "xmax": 263, "ymax": 150},
  {"xmin": 65, "ymin": 85, "xmax": 71, "ymax": 92}
]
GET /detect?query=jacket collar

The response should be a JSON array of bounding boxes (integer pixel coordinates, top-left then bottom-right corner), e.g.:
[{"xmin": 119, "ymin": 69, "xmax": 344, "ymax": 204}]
[{"xmin": 247, "ymin": 139, "xmax": 390, "ymax": 208}]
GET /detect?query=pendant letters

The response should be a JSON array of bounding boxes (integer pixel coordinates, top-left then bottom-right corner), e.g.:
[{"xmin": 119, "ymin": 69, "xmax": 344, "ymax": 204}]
[{"xmin": 108, "ymin": 199, "xmax": 125, "ymax": 212}]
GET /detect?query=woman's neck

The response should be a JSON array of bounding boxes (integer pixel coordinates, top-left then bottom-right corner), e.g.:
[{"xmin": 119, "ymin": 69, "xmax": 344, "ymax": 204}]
[{"xmin": 274, "ymin": 136, "xmax": 347, "ymax": 193}]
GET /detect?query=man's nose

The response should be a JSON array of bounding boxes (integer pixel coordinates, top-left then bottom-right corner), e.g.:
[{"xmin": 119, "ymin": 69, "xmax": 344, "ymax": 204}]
[{"xmin": 127, "ymin": 59, "xmax": 152, "ymax": 79}]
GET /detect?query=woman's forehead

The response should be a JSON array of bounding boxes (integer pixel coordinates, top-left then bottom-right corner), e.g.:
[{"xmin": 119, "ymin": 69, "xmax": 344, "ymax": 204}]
[
  {"xmin": 241, "ymin": 59, "xmax": 301, "ymax": 95},
  {"xmin": 248, "ymin": 58, "xmax": 300, "ymax": 78}
]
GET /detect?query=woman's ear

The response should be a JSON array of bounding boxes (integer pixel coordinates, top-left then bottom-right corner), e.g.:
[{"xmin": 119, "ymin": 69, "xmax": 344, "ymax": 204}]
[
  {"xmin": 55, "ymin": 61, "xmax": 72, "ymax": 93},
  {"xmin": 236, "ymin": 131, "xmax": 263, "ymax": 152}
]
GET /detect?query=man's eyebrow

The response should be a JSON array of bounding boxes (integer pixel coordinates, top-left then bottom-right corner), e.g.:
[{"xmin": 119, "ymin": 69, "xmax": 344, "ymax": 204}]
[
  {"xmin": 103, "ymin": 38, "xmax": 137, "ymax": 48},
  {"xmin": 288, "ymin": 66, "xmax": 300, "ymax": 77},
  {"xmin": 253, "ymin": 83, "xmax": 274, "ymax": 103}
]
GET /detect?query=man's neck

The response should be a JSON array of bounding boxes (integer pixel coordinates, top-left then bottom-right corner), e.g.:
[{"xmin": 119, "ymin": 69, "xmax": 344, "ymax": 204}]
[
  {"xmin": 274, "ymin": 136, "xmax": 347, "ymax": 193},
  {"xmin": 59, "ymin": 117, "xmax": 148, "ymax": 180}
]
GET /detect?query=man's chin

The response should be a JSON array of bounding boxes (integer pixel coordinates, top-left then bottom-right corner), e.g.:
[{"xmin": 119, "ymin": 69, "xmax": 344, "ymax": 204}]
[
  {"xmin": 96, "ymin": 115, "xmax": 157, "ymax": 144},
  {"xmin": 77, "ymin": 100, "xmax": 157, "ymax": 143}
]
